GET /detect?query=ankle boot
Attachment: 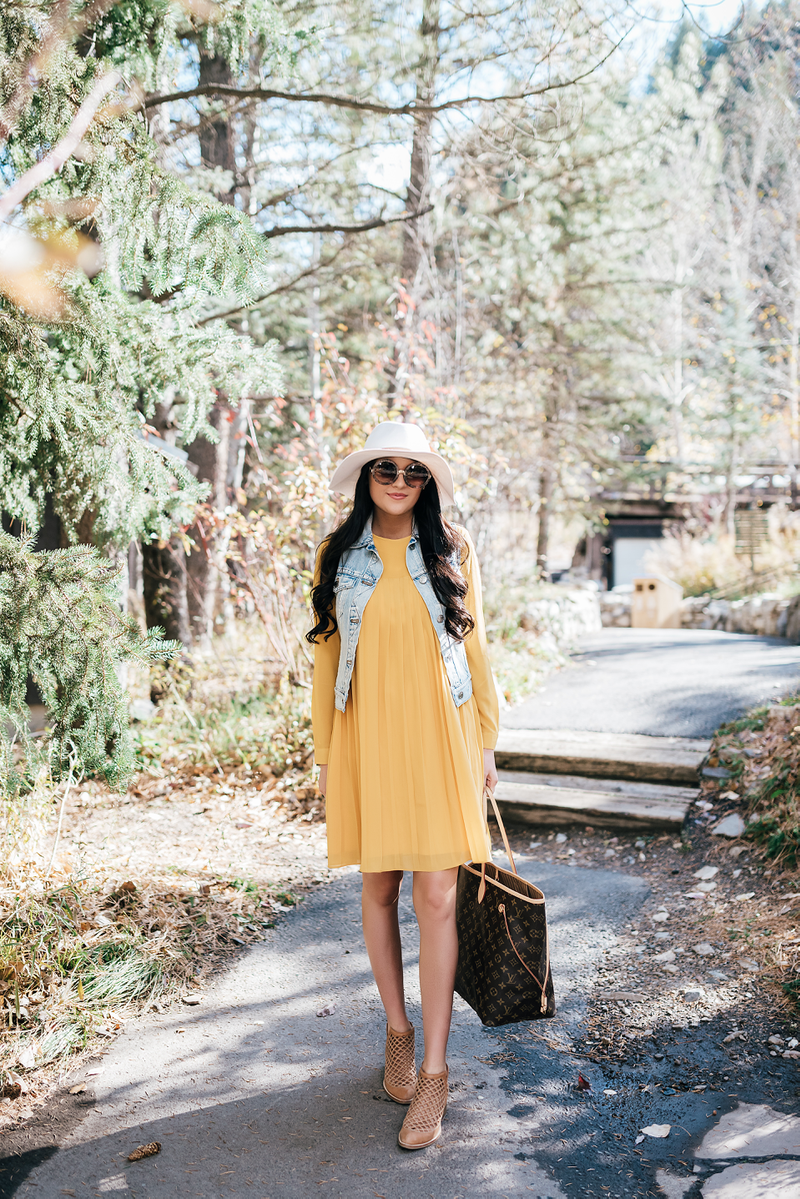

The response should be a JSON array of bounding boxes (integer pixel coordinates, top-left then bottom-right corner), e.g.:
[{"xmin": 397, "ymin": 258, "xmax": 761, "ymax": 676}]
[
  {"xmin": 398, "ymin": 1065, "xmax": 448, "ymax": 1149},
  {"xmin": 383, "ymin": 1024, "xmax": 416, "ymax": 1105}
]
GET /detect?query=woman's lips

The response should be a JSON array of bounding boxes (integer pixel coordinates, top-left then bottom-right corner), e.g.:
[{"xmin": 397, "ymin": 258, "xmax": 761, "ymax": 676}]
[{"xmin": 388, "ymin": 492, "xmax": 408, "ymax": 499}]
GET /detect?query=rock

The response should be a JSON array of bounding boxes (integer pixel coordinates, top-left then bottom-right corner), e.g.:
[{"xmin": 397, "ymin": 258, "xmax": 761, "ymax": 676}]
[
  {"xmin": 181, "ymin": 995, "xmax": 202, "ymax": 1006},
  {"xmin": 684, "ymin": 988, "xmax": 704, "ymax": 1002},
  {"xmin": 654, "ymin": 950, "xmax": 676, "ymax": 963},
  {"xmin": 711, "ymin": 814, "xmax": 746, "ymax": 838},
  {"xmin": 696, "ymin": 882, "xmax": 717, "ymax": 892},
  {"xmin": 739, "ymin": 959, "xmax": 759, "ymax": 972},
  {"xmin": 694, "ymin": 866, "xmax": 719, "ymax": 880},
  {"xmin": 734, "ymin": 892, "xmax": 755, "ymax": 902},
  {"xmin": 785, "ymin": 594, "xmax": 800, "ymax": 643},
  {"xmin": 130, "ymin": 698, "xmax": 156, "ymax": 722},
  {"xmin": 703, "ymin": 766, "xmax": 732, "ymax": 779},
  {"xmin": 783, "ymin": 1050, "xmax": 800, "ymax": 1060},
  {"xmin": 652, "ymin": 910, "xmax": 669, "ymax": 922},
  {"xmin": 768, "ymin": 1035, "xmax": 784, "ymax": 1046},
  {"xmin": 662, "ymin": 964, "xmax": 679, "ymax": 974},
  {"xmin": 604, "ymin": 848, "xmax": 617, "ymax": 858},
  {"xmin": 17, "ymin": 1048, "xmax": 36, "ymax": 1070},
  {"xmin": 555, "ymin": 833, "xmax": 568, "ymax": 843},
  {"xmin": 701, "ymin": 1159, "xmax": 800, "ymax": 1197},
  {"xmin": 729, "ymin": 846, "xmax": 747, "ymax": 857},
  {"xmin": 597, "ymin": 991, "xmax": 646, "ymax": 1002},
  {"xmin": 693, "ymin": 943, "xmax": 715, "ymax": 956},
  {"xmin": 695, "ymin": 1102, "xmax": 800, "ymax": 1159}
]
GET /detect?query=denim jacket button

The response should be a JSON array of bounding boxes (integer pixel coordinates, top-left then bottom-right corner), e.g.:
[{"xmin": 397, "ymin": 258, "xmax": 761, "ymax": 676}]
[
  {"xmin": 458, "ymin": 691, "xmax": 463, "ymax": 699},
  {"xmin": 437, "ymin": 615, "xmax": 444, "ymax": 623}
]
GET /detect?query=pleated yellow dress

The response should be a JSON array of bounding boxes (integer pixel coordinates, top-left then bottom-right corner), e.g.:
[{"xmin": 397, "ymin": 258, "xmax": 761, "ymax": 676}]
[{"xmin": 312, "ymin": 529, "xmax": 498, "ymax": 873}]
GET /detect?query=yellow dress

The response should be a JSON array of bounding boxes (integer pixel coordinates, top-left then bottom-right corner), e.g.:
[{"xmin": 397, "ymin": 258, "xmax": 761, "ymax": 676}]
[{"xmin": 312, "ymin": 529, "xmax": 498, "ymax": 872}]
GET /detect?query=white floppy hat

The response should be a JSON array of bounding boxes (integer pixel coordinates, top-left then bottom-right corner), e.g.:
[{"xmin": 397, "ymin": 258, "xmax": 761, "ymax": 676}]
[{"xmin": 329, "ymin": 422, "xmax": 456, "ymax": 506}]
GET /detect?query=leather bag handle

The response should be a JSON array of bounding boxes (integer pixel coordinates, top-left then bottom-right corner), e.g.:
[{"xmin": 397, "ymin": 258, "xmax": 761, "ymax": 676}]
[{"xmin": 484, "ymin": 786, "xmax": 517, "ymax": 875}]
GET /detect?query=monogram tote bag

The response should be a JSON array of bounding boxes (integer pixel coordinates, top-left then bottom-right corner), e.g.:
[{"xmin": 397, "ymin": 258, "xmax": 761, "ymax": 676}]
[{"xmin": 454, "ymin": 789, "xmax": 556, "ymax": 1026}]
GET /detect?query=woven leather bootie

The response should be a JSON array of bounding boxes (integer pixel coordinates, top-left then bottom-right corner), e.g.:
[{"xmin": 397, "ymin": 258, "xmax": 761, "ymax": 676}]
[
  {"xmin": 398, "ymin": 1065, "xmax": 448, "ymax": 1149},
  {"xmin": 383, "ymin": 1024, "xmax": 416, "ymax": 1104}
]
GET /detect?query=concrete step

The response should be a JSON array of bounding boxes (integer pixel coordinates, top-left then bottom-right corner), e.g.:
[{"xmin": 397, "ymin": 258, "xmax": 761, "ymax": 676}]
[
  {"xmin": 494, "ymin": 771, "xmax": 696, "ymax": 832},
  {"xmin": 495, "ymin": 728, "xmax": 709, "ymax": 785}
]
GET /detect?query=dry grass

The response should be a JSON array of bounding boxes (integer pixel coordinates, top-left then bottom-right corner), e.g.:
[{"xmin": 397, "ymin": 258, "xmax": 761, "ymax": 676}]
[
  {"xmin": 690, "ymin": 699, "xmax": 800, "ymax": 1012},
  {"xmin": 0, "ymin": 630, "xmax": 330, "ymax": 1126}
]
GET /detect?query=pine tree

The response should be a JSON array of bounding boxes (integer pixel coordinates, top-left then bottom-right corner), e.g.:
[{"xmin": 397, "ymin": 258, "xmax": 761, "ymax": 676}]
[{"xmin": 0, "ymin": 1, "xmax": 284, "ymax": 785}]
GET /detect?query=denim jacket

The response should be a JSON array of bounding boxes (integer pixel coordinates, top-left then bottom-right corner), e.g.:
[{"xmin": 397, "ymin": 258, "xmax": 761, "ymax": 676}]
[{"xmin": 333, "ymin": 515, "xmax": 473, "ymax": 713}]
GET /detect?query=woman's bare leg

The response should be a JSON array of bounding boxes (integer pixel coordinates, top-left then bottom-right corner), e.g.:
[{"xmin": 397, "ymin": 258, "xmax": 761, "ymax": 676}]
[
  {"xmin": 412, "ymin": 868, "xmax": 459, "ymax": 1073},
  {"xmin": 361, "ymin": 870, "xmax": 410, "ymax": 1031}
]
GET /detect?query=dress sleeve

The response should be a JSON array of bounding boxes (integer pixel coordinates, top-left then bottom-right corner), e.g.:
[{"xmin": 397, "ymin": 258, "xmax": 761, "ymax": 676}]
[
  {"xmin": 311, "ymin": 544, "xmax": 340, "ymax": 765},
  {"xmin": 460, "ymin": 529, "xmax": 499, "ymax": 751}
]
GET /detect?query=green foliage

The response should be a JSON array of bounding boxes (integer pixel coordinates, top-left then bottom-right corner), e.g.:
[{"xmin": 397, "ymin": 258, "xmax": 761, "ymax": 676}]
[
  {"xmin": 717, "ymin": 708, "xmax": 768, "ymax": 736},
  {"xmin": 0, "ymin": 531, "xmax": 178, "ymax": 790}
]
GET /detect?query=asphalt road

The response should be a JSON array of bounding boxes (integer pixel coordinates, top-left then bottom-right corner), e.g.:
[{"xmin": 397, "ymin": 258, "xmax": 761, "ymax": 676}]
[
  {"xmin": 5, "ymin": 629, "xmax": 800, "ymax": 1198},
  {"xmin": 10, "ymin": 862, "xmax": 646, "ymax": 1199},
  {"xmin": 504, "ymin": 628, "xmax": 800, "ymax": 738}
]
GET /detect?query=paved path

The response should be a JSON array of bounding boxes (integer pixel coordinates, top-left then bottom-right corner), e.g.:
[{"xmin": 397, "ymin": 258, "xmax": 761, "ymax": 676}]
[
  {"xmin": 504, "ymin": 628, "xmax": 800, "ymax": 738},
  {"xmin": 15, "ymin": 862, "xmax": 645, "ymax": 1199},
  {"xmin": 7, "ymin": 629, "xmax": 800, "ymax": 1199}
]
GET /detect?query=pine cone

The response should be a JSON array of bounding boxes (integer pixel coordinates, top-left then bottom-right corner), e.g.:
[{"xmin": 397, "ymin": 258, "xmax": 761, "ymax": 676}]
[{"xmin": 127, "ymin": 1141, "xmax": 161, "ymax": 1162}]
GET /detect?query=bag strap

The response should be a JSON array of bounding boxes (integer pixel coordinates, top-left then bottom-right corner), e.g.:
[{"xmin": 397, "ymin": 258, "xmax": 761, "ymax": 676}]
[{"xmin": 484, "ymin": 786, "xmax": 517, "ymax": 876}]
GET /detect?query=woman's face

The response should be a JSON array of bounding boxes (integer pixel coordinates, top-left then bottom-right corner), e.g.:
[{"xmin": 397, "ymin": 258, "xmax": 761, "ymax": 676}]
[{"xmin": 368, "ymin": 457, "xmax": 426, "ymax": 519}]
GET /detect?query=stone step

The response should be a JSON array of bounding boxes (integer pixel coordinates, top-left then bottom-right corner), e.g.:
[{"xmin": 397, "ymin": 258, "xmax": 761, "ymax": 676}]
[
  {"xmin": 494, "ymin": 772, "xmax": 696, "ymax": 832},
  {"xmin": 495, "ymin": 728, "xmax": 709, "ymax": 785}
]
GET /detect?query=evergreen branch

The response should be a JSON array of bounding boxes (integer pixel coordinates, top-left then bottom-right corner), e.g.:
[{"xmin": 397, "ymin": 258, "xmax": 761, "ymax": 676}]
[
  {"xmin": 261, "ymin": 206, "xmax": 433, "ymax": 241},
  {"xmin": 0, "ymin": 70, "xmax": 121, "ymax": 224},
  {"xmin": 0, "ymin": 0, "xmax": 118, "ymax": 144},
  {"xmin": 142, "ymin": 42, "xmax": 629, "ymax": 118},
  {"xmin": 196, "ymin": 244, "xmax": 347, "ymax": 326}
]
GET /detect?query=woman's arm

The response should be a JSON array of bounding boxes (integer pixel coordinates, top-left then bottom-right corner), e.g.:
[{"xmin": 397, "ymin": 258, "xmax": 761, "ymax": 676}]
[{"xmin": 460, "ymin": 529, "xmax": 500, "ymax": 760}]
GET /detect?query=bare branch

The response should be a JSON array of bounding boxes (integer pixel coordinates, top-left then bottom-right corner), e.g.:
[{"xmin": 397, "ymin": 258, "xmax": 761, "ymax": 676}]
[
  {"xmin": 0, "ymin": 71, "xmax": 122, "ymax": 224},
  {"xmin": 142, "ymin": 39, "xmax": 629, "ymax": 118},
  {"xmin": 262, "ymin": 205, "xmax": 432, "ymax": 240}
]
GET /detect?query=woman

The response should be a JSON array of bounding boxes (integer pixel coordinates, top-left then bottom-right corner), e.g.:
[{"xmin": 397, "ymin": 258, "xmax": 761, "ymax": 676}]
[{"xmin": 308, "ymin": 421, "xmax": 498, "ymax": 1150}]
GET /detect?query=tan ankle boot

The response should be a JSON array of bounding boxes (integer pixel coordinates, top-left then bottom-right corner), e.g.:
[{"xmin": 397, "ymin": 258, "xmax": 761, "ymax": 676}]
[
  {"xmin": 398, "ymin": 1065, "xmax": 448, "ymax": 1149},
  {"xmin": 383, "ymin": 1024, "xmax": 416, "ymax": 1104}
]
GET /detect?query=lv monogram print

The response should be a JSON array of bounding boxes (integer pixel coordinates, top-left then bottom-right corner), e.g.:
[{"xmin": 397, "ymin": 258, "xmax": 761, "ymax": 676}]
[{"xmin": 454, "ymin": 860, "xmax": 556, "ymax": 1028}]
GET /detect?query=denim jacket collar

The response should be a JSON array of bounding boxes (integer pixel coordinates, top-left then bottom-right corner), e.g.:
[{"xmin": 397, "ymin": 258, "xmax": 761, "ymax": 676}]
[{"xmin": 352, "ymin": 514, "xmax": 418, "ymax": 550}]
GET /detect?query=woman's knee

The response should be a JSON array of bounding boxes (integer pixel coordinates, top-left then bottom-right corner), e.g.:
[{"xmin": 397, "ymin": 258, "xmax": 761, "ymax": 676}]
[
  {"xmin": 413, "ymin": 870, "xmax": 457, "ymax": 920},
  {"xmin": 362, "ymin": 870, "xmax": 403, "ymax": 909}
]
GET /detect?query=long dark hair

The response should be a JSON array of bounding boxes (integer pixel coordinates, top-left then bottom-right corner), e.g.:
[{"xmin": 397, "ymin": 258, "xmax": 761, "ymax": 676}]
[{"xmin": 306, "ymin": 464, "xmax": 475, "ymax": 644}]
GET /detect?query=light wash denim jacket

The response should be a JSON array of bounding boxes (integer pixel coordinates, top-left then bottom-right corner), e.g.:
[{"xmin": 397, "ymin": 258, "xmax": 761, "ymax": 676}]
[{"xmin": 332, "ymin": 515, "xmax": 473, "ymax": 713}]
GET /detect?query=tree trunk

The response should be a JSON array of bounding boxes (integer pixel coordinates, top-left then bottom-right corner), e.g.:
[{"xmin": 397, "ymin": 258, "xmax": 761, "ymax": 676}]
[
  {"xmin": 142, "ymin": 538, "xmax": 192, "ymax": 646},
  {"xmin": 186, "ymin": 400, "xmax": 232, "ymax": 644},
  {"xmin": 141, "ymin": 399, "xmax": 193, "ymax": 648},
  {"xmin": 183, "ymin": 47, "xmax": 239, "ymax": 643},
  {"xmin": 198, "ymin": 52, "xmax": 236, "ymax": 205},
  {"xmin": 387, "ymin": 0, "xmax": 440, "ymax": 408}
]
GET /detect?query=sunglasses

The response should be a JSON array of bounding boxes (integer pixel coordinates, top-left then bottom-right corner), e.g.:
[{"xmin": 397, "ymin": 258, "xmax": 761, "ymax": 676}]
[{"xmin": 369, "ymin": 459, "xmax": 431, "ymax": 489}]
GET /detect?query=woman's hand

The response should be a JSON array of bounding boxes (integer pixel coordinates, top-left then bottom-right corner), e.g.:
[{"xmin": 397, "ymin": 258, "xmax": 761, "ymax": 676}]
[
  {"xmin": 317, "ymin": 764, "xmax": 328, "ymax": 796},
  {"xmin": 483, "ymin": 748, "xmax": 497, "ymax": 793}
]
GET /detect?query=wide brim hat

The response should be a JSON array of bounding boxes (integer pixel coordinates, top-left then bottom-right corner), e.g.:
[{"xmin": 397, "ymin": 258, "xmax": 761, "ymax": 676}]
[{"xmin": 329, "ymin": 421, "xmax": 456, "ymax": 506}]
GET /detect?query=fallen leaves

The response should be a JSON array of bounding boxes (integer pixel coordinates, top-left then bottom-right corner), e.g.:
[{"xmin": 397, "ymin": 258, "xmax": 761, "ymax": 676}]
[
  {"xmin": 316, "ymin": 1002, "xmax": 336, "ymax": 1018},
  {"xmin": 640, "ymin": 1124, "xmax": 671, "ymax": 1138},
  {"xmin": 68, "ymin": 1082, "xmax": 86, "ymax": 1094}
]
